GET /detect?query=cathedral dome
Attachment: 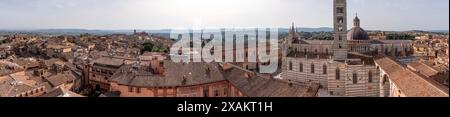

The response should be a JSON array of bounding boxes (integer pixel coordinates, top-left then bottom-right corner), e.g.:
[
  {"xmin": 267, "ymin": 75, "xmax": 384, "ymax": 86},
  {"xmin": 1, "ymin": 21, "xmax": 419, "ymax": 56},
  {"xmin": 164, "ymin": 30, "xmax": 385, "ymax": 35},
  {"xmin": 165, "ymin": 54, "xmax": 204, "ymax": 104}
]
[
  {"xmin": 347, "ymin": 15, "xmax": 369, "ymax": 40},
  {"xmin": 347, "ymin": 27, "xmax": 369, "ymax": 40}
]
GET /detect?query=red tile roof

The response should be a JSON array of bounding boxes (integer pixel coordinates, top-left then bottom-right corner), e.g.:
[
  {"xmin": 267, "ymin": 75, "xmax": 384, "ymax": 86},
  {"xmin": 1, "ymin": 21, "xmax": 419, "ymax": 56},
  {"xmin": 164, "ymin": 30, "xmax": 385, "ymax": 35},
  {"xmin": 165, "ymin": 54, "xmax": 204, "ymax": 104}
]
[{"xmin": 375, "ymin": 57, "xmax": 448, "ymax": 97}]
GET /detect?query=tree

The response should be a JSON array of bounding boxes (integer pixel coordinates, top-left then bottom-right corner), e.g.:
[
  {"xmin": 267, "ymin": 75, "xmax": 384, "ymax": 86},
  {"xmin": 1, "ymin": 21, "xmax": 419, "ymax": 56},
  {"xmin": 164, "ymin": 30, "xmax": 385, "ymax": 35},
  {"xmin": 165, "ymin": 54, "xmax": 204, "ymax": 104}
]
[{"xmin": 141, "ymin": 41, "xmax": 168, "ymax": 53}]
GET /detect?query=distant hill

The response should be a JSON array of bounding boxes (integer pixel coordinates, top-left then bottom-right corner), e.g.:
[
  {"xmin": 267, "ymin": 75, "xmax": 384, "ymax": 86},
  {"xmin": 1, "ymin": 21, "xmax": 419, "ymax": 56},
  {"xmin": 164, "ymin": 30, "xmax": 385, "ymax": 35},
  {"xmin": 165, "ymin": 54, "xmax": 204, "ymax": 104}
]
[
  {"xmin": 427, "ymin": 30, "xmax": 449, "ymax": 33},
  {"xmin": 0, "ymin": 29, "xmax": 131, "ymax": 35},
  {"xmin": 1, "ymin": 27, "xmax": 446, "ymax": 35},
  {"xmin": 278, "ymin": 27, "xmax": 333, "ymax": 33}
]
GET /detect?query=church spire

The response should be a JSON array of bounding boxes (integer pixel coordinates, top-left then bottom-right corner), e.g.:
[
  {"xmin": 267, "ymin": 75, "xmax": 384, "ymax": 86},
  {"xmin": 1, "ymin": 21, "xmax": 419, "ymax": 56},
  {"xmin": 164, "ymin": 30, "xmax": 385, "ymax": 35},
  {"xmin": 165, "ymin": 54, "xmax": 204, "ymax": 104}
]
[{"xmin": 353, "ymin": 12, "xmax": 360, "ymax": 27}]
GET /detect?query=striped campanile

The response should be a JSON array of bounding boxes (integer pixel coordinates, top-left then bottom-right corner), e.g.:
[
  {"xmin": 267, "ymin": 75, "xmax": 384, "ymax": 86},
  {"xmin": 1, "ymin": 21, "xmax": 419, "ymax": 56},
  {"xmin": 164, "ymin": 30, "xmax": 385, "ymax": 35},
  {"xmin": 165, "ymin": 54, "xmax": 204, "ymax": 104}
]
[{"xmin": 333, "ymin": 0, "xmax": 348, "ymax": 61}]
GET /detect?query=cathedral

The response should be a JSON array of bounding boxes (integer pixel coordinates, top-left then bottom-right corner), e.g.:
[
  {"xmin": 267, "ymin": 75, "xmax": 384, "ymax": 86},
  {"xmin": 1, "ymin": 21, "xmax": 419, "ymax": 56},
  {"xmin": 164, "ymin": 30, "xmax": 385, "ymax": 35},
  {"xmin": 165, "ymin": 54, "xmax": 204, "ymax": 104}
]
[{"xmin": 281, "ymin": 0, "xmax": 414, "ymax": 97}]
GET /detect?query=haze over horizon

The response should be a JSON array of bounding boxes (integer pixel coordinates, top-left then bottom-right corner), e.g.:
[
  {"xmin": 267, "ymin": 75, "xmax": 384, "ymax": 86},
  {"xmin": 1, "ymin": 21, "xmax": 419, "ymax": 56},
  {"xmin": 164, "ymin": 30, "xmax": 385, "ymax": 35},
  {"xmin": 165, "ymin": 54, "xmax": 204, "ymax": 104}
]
[{"xmin": 0, "ymin": 0, "xmax": 448, "ymax": 31}]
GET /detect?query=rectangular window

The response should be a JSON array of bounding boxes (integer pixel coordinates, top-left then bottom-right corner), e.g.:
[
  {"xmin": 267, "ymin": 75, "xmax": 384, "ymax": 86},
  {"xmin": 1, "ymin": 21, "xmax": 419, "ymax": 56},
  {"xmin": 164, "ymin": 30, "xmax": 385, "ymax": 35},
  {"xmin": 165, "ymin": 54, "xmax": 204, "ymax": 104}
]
[
  {"xmin": 337, "ymin": 7, "xmax": 344, "ymax": 14},
  {"xmin": 203, "ymin": 86, "xmax": 209, "ymax": 97},
  {"xmin": 214, "ymin": 90, "xmax": 219, "ymax": 97},
  {"xmin": 223, "ymin": 87, "xmax": 228, "ymax": 96},
  {"xmin": 136, "ymin": 87, "xmax": 141, "ymax": 93},
  {"xmin": 336, "ymin": 69, "xmax": 340, "ymax": 80},
  {"xmin": 128, "ymin": 86, "xmax": 133, "ymax": 92},
  {"xmin": 289, "ymin": 62, "xmax": 293, "ymax": 70},
  {"xmin": 299, "ymin": 63, "xmax": 303, "ymax": 72},
  {"xmin": 352, "ymin": 73, "xmax": 358, "ymax": 84}
]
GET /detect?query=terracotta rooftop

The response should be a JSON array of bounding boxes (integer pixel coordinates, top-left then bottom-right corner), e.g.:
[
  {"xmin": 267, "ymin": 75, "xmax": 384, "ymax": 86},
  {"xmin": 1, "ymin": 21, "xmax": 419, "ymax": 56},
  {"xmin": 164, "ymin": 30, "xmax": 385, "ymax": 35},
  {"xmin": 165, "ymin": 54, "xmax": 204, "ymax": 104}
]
[
  {"xmin": 43, "ymin": 58, "xmax": 64, "ymax": 68},
  {"xmin": 108, "ymin": 61, "xmax": 319, "ymax": 97},
  {"xmin": 46, "ymin": 45, "xmax": 72, "ymax": 49},
  {"xmin": 0, "ymin": 76, "xmax": 34, "ymax": 97},
  {"xmin": 45, "ymin": 72, "xmax": 78, "ymax": 87},
  {"xmin": 375, "ymin": 57, "xmax": 449, "ymax": 97},
  {"xmin": 91, "ymin": 57, "xmax": 124, "ymax": 67},
  {"xmin": 224, "ymin": 68, "xmax": 319, "ymax": 97},
  {"xmin": 10, "ymin": 58, "xmax": 40, "ymax": 69},
  {"xmin": 408, "ymin": 61, "xmax": 439, "ymax": 77},
  {"xmin": 109, "ymin": 61, "xmax": 225, "ymax": 87}
]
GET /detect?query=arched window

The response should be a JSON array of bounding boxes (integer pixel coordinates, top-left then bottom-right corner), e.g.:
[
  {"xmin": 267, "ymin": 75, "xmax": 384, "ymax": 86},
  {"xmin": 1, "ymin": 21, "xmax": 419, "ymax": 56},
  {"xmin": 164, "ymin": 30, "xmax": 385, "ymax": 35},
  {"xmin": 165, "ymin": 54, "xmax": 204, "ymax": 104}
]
[
  {"xmin": 338, "ymin": 25, "xmax": 343, "ymax": 31},
  {"xmin": 336, "ymin": 68, "xmax": 340, "ymax": 80},
  {"xmin": 323, "ymin": 64, "xmax": 327, "ymax": 74},
  {"xmin": 368, "ymin": 71, "xmax": 373, "ymax": 83},
  {"xmin": 382, "ymin": 75, "xmax": 388, "ymax": 85},
  {"xmin": 299, "ymin": 63, "xmax": 303, "ymax": 72},
  {"xmin": 289, "ymin": 61, "xmax": 293, "ymax": 70},
  {"xmin": 352, "ymin": 73, "xmax": 358, "ymax": 84},
  {"xmin": 311, "ymin": 64, "xmax": 315, "ymax": 73}
]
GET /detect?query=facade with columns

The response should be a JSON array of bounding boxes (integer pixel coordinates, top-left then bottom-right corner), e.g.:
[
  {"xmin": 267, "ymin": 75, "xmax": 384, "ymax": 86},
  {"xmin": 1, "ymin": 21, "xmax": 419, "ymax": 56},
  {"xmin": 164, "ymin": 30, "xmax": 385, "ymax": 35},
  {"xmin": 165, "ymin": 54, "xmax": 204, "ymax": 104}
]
[{"xmin": 281, "ymin": 0, "xmax": 413, "ymax": 97}]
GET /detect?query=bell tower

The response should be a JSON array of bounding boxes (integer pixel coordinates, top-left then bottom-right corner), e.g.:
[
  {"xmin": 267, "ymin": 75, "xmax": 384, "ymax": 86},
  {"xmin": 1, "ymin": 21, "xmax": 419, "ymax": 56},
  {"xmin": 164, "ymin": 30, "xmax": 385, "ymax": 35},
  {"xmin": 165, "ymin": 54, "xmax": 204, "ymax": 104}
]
[{"xmin": 333, "ymin": 0, "xmax": 348, "ymax": 61}]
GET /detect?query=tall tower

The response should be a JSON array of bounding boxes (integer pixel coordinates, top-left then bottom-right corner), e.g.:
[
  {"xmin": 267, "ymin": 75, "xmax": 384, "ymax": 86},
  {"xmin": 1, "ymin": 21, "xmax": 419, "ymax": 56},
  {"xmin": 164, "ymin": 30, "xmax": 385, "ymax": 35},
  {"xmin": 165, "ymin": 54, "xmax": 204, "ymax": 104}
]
[
  {"xmin": 282, "ymin": 23, "xmax": 297, "ymax": 71},
  {"xmin": 333, "ymin": 0, "xmax": 348, "ymax": 61}
]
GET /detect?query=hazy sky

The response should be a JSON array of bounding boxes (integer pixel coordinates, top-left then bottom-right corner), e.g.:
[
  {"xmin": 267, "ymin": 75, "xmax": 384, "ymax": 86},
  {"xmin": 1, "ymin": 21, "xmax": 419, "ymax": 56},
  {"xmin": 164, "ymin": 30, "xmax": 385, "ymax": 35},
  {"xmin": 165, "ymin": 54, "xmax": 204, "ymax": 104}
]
[{"xmin": 0, "ymin": 0, "xmax": 448, "ymax": 31}]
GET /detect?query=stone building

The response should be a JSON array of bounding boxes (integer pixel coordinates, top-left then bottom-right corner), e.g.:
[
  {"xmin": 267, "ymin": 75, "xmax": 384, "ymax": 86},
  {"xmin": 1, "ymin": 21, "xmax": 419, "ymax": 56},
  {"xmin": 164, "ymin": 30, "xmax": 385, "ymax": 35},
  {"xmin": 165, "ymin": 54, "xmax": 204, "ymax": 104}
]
[
  {"xmin": 88, "ymin": 57, "xmax": 124, "ymax": 93},
  {"xmin": 106, "ymin": 61, "xmax": 319, "ymax": 97},
  {"xmin": 281, "ymin": 0, "xmax": 414, "ymax": 97},
  {"xmin": 46, "ymin": 44, "xmax": 72, "ymax": 58}
]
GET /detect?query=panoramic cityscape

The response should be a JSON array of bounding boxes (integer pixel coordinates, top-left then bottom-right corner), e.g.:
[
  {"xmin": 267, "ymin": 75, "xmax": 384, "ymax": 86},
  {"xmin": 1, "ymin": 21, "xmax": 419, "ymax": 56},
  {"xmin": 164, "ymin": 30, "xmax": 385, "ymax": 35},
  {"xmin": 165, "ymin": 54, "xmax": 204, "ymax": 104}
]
[{"xmin": 0, "ymin": 0, "xmax": 448, "ymax": 97}]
